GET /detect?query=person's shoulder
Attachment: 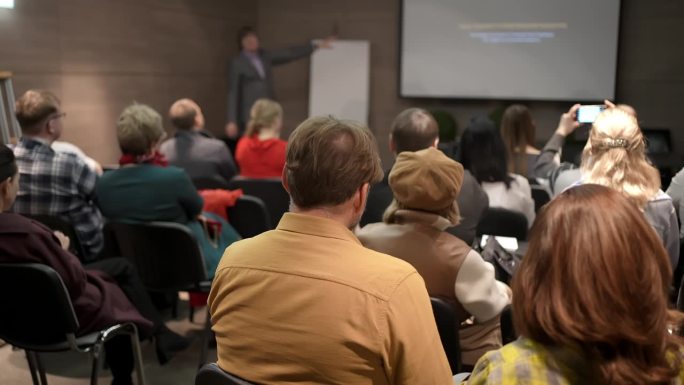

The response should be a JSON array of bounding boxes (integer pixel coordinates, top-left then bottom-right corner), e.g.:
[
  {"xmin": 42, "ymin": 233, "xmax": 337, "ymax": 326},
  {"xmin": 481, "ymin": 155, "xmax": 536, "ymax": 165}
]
[
  {"xmin": 0, "ymin": 212, "xmax": 53, "ymax": 237},
  {"xmin": 468, "ymin": 338, "xmax": 561, "ymax": 384}
]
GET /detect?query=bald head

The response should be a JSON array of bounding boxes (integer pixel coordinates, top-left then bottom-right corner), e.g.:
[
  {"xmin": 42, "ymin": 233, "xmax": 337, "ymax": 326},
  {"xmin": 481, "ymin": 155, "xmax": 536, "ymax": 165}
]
[
  {"xmin": 169, "ymin": 98, "xmax": 204, "ymax": 131},
  {"xmin": 390, "ymin": 108, "xmax": 439, "ymax": 154}
]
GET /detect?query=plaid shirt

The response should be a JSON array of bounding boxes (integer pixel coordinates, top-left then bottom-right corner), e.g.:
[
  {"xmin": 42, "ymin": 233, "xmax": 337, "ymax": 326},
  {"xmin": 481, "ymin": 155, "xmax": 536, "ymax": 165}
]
[
  {"xmin": 464, "ymin": 337, "xmax": 684, "ymax": 384},
  {"xmin": 12, "ymin": 137, "xmax": 103, "ymax": 259}
]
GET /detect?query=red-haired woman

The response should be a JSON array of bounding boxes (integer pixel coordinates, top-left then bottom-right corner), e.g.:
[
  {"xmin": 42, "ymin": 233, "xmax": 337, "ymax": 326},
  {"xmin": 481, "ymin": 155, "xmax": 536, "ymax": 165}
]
[{"xmin": 464, "ymin": 184, "xmax": 684, "ymax": 384}]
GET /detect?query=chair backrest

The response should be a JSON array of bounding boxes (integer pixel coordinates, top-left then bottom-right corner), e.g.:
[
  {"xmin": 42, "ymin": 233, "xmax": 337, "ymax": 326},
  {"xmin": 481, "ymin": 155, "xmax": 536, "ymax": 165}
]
[
  {"xmin": 227, "ymin": 195, "xmax": 272, "ymax": 238},
  {"xmin": 196, "ymin": 363, "xmax": 255, "ymax": 385},
  {"xmin": 24, "ymin": 214, "xmax": 88, "ymax": 261},
  {"xmin": 228, "ymin": 177, "xmax": 289, "ymax": 227},
  {"xmin": 193, "ymin": 177, "xmax": 232, "ymax": 190},
  {"xmin": 530, "ymin": 185, "xmax": 551, "ymax": 213},
  {"xmin": 105, "ymin": 221, "xmax": 207, "ymax": 291},
  {"xmin": 0, "ymin": 263, "xmax": 79, "ymax": 349},
  {"xmin": 430, "ymin": 297, "xmax": 461, "ymax": 374},
  {"xmin": 476, "ymin": 207, "xmax": 528, "ymax": 241},
  {"xmin": 500, "ymin": 305, "xmax": 517, "ymax": 345}
]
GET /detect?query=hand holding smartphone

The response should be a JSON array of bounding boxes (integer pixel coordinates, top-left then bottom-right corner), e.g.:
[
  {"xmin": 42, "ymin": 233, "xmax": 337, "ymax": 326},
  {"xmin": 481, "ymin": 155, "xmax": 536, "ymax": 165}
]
[{"xmin": 576, "ymin": 105, "xmax": 606, "ymax": 124}]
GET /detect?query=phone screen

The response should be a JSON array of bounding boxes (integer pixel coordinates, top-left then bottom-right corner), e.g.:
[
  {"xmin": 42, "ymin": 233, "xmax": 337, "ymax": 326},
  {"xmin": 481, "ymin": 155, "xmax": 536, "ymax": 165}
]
[{"xmin": 577, "ymin": 105, "xmax": 605, "ymax": 124}]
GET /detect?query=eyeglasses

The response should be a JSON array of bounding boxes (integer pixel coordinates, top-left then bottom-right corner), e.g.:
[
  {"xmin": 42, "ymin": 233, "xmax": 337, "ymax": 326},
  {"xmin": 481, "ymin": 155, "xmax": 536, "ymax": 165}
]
[{"xmin": 49, "ymin": 112, "xmax": 67, "ymax": 121}]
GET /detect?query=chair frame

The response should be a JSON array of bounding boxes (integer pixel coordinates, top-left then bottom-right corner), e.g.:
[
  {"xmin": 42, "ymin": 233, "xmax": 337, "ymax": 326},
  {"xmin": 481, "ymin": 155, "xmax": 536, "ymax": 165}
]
[
  {"xmin": 104, "ymin": 221, "xmax": 213, "ymax": 368},
  {"xmin": 0, "ymin": 263, "xmax": 146, "ymax": 385},
  {"xmin": 195, "ymin": 363, "xmax": 255, "ymax": 385}
]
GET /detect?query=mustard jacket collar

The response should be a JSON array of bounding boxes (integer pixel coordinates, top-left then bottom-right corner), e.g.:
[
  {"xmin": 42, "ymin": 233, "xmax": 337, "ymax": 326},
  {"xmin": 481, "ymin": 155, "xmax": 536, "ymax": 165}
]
[{"xmin": 276, "ymin": 212, "xmax": 361, "ymax": 245}]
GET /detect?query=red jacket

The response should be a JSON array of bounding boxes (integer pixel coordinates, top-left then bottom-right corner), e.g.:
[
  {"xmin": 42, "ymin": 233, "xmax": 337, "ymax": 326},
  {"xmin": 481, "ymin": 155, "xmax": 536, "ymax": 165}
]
[{"xmin": 235, "ymin": 136, "xmax": 287, "ymax": 178}]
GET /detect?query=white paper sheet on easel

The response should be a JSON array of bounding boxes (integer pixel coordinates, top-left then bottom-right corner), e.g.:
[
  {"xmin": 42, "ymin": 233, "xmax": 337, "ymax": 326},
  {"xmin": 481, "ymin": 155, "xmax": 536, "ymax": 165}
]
[{"xmin": 308, "ymin": 40, "xmax": 370, "ymax": 125}]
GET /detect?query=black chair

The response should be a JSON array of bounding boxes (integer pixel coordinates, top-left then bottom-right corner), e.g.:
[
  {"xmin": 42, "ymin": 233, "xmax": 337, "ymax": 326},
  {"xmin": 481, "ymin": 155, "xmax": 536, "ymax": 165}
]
[
  {"xmin": 227, "ymin": 195, "xmax": 272, "ymax": 238},
  {"xmin": 430, "ymin": 297, "xmax": 461, "ymax": 374},
  {"xmin": 24, "ymin": 214, "xmax": 88, "ymax": 262},
  {"xmin": 530, "ymin": 185, "xmax": 551, "ymax": 213},
  {"xmin": 228, "ymin": 177, "xmax": 289, "ymax": 227},
  {"xmin": 195, "ymin": 363, "xmax": 255, "ymax": 385},
  {"xmin": 0, "ymin": 263, "xmax": 145, "ymax": 385},
  {"xmin": 104, "ymin": 221, "xmax": 212, "ymax": 368},
  {"xmin": 193, "ymin": 177, "xmax": 232, "ymax": 190},
  {"xmin": 476, "ymin": 207, "xmax": 528, "ymax": 241},
  {"xmin": 500, "ymin": 305, "xmax": 516, "ymax": 345}
]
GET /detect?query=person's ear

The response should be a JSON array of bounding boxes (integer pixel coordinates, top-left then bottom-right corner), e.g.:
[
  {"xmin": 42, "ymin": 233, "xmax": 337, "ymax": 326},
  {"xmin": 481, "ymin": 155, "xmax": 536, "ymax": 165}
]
[
  {"xmin": 433, "ymin": 137, "xmax": 440, "ymax": 148},
  {"xmin": 354, "ymin": 182, "xmax": 370, "ymax": 212},
  {"xmin": 389, "ymin": 133, "xmax": 396, "ymax": 154},
  {"xmin": 281, "ymin": 165, "xmax": 290, "ymax": 193},
  {"xmin": 45, "ymin": 120, "xmax": 55, "ymax": 135}
]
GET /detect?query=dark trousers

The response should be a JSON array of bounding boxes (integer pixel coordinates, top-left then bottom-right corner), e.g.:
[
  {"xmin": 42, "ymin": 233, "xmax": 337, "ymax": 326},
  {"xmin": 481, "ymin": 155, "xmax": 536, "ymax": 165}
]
[{"xmin": 85, "ymin": 258, "xmax": 164, "ymax": 383}]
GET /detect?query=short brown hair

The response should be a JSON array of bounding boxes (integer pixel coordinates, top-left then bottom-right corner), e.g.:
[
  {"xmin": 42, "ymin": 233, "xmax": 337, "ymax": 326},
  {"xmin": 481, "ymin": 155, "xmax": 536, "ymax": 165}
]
[
  {"xmin": 168, "ymin": 99, "xmax": 198, "ymax": 131},
  {"xmin": 14, "ymin": 90, "xmax": 61, "ymax": 134},
  {"xmin": 390, "ymin": 108, "xmax": 439, "ymax": 153},
  {"xmin": 285, "ymin": 116, "xmax": 383, "ymax": 208},
  {"xmin": 513, "ymin": 184, "xmax": 682, "ymax": 384}
]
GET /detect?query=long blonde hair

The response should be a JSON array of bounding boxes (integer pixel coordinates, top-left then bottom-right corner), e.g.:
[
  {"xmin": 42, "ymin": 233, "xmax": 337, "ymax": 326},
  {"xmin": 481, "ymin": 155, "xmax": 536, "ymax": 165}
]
[
  {"xmin": 245, "ymin": 99, "xmax": 282, "ymax": 138},
  {"xmin": 580, "ymin": 108, "xmax": 660, "ymax": 208}
]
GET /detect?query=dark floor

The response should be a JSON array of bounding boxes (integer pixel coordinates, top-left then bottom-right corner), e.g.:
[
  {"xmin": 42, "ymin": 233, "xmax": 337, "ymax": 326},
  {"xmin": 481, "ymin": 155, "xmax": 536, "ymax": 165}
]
[{"xmin": 0, "ymin": 298, "xmax": 216, "ymax": 385}]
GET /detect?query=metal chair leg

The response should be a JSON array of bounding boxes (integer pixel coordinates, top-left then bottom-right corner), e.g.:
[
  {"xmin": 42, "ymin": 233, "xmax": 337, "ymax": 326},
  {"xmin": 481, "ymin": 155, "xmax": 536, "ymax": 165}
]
[
  {"xmin": 197, "ymin": 308, "xmax": 211, "ymax": 369},
  {"xmin": 130, "ymin": 330, "xmax": 146, "ymax": 385},
  {"xmin": 35, "ymin": 352, "xmax": 48, "ymax": 385},
  {"xmin": 25, "ymin": 350, "xmax": 41, "ymax": 385},
  {"xmin": 90, "ymin": 342, "xmax": 103, "ymax": 385}
]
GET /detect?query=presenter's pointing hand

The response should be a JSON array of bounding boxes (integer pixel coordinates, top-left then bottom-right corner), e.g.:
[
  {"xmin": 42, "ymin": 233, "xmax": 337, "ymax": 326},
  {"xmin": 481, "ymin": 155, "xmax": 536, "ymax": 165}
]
[
  {"xmin": 316, "ymin": 35, "xmax": 336, "ymax": 49},
  {"xmin": 225, "ymin": 123, "xmax": 239, "ymax": 138}
]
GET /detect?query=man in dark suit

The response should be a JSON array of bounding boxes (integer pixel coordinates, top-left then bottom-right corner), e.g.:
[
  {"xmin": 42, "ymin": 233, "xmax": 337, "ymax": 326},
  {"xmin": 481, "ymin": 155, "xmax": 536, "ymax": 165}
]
[
  {"xmin": 225, "ymin": 26, "xmax": 334, "ymax": 140},
  {"xmin": 360, "ymin": 108, "xmax": 489, "ymax": 246}
]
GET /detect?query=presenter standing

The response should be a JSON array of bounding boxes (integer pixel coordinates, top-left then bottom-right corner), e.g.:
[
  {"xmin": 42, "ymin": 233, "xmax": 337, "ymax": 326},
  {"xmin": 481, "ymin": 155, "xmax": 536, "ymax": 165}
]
[{"xmin": 225, "ymin": 26, "xmax": 335, "ymax": 141}]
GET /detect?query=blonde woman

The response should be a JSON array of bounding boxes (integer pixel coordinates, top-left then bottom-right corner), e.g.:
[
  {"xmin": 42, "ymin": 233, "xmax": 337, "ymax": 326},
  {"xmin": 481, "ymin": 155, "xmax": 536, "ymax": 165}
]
[
  {"xmin": 235, "ymin": 99, "xmax": 287, "ymax": 178},
  {"xmin": 580, "ymin": 108, "xmax": 679, "ymax": 268}
]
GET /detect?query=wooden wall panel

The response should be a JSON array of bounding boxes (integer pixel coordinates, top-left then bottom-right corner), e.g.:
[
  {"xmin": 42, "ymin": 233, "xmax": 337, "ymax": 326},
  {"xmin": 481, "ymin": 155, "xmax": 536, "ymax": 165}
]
[{"xmin": 0, "ymin": 0, "xmax": 256, "ymax": 164}]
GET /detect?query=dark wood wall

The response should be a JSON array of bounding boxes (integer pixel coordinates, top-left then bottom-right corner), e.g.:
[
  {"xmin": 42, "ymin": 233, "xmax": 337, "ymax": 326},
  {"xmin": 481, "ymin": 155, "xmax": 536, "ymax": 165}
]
[
  {"xmin": 0, "ymin": 0, "xmax": 255, "ymax": 164},
  {"xmin": 2, "ymin": 0, "xmax": 684, "ymax": 173}
]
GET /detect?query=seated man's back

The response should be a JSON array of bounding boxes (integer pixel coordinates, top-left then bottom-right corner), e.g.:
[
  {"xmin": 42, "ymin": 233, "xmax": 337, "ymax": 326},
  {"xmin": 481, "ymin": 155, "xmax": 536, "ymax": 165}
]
[
  {"xmin": 208, "ymin": 116, "xmax": 452, "ymax": 385},
  {"xmin": 160, "ymin": 131, "xmax": 236, "ymax": 183},
  {"xmin": 13, "ymin": 137, "xmax": 103, "ymax": 258},
  {"xmin": 162, "ymin": 98, "xmax": 237, "ymax": 184}
]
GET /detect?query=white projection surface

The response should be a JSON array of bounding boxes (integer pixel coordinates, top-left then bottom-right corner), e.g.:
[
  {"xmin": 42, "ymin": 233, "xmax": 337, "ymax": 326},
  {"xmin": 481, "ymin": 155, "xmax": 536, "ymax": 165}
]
[
  {"xmin": 401, "ymin": 0, "xmax": 620, "ymax": 100},
  {"xmin": 309, "ymin": 40, "xmax": 370, "ymax": 124}
]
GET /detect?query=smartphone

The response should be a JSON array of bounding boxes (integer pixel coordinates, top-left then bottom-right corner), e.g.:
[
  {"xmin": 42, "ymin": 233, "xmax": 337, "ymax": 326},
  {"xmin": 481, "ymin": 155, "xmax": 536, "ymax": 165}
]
[{"xmin": 576, "ymin": 105, "xmax": 606, "ymax": 124}]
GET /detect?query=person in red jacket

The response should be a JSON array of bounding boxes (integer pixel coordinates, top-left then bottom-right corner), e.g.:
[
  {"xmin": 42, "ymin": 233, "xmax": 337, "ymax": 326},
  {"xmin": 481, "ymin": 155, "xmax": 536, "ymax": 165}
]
[{"xmin": 235, "ymin": 99, "xmax": 287, "ymax": 178}]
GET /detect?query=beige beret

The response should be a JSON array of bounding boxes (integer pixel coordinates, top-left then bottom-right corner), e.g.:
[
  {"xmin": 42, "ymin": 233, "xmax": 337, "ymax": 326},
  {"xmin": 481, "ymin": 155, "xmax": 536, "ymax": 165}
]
[{"xmin": 389, "ymin": 147, "xmax": 464, "ymax": 211}]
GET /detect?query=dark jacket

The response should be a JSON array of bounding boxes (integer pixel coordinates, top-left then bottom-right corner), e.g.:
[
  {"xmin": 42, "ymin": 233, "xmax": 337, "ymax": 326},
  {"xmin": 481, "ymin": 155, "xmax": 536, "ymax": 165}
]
[
  {"xmin": 0, "ymin": 212, "xmax": 153, "ymax": 335},
  {"xmin": 160, "ymin": 130, "xmax": 237, "ymax": 184},
  {"xmin": 227, "ymin": 44, "xmax": 315, "ymax": 129}
]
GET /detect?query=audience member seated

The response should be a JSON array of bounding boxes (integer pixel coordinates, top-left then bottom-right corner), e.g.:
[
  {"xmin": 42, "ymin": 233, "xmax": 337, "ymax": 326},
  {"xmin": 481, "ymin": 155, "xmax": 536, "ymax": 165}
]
[
  {"xmin": 358, "ymin": 147, "xmax": 511, "ymax": 367},
  {"xmin": 462, "ymin": 184, "xmax": 684, "ymax": 385},
  {"xmin": 209, "ymin": 116, "xmax": 453, "ymax": 384},
  {"xmin": 666, "ymin": 167, "xmax": 684, "ymax": 238},
  {"xmin": 460, "ymin": 116, "xmax": 535, "ymax": 227},
  {"xmin": 95, "ymin": 104, "xmax": 240, "ymax": 278},
  {"xmin": 500, "ymin": 104, "xmax": 540, "ymax": 179},
  {"xmin": 578, "ymin": 107, "xmax": 679, "ymax": 268},
  {"xmin": 0, "ymin": 144, "xmax": 189, "ymax": 385},
  {"xmin": 234, "ymin": 98, "xmax": 287, "ymax": 178},
  {"xmin": 160, "ymin": 98, "xmax": 237, "ymax": 184},
  {"xmin": 361, "ymin": 108, "xmax": 489, "ymax": 246},
  {"xmin": 534, "ymin": 102, "xmax": 637, "ymax": 195},
  {"xmin": 11, "ymin": 90, "xmax": 104, "ymax": 260}
]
